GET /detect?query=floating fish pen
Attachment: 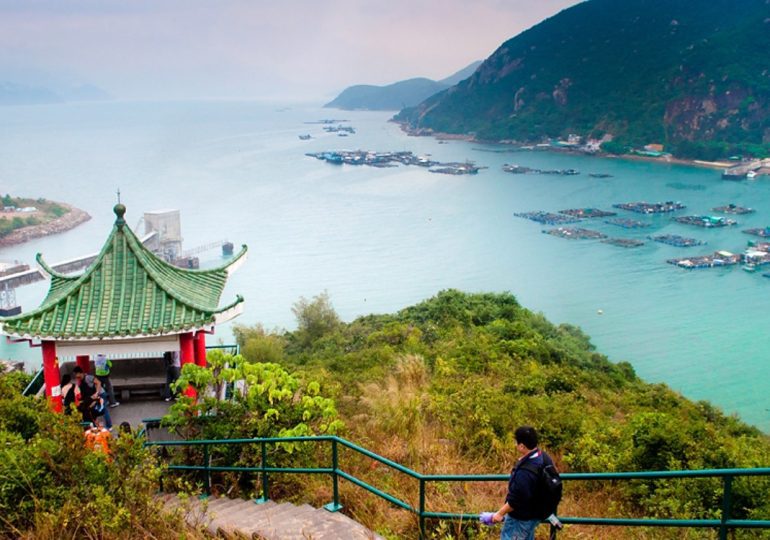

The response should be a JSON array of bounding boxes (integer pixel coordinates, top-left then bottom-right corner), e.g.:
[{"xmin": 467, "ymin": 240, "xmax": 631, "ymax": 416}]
[
  {"xmin": 541, "ymin": 168, "xmax": 580, "ymax": 176},
  {"xmin": 589, "ymin": 173, "xmax": 613, "ymax": 178},
  {"xmin": 605, "ymin": 218, "xmax": 650, "ymax": 229},
  {"xmin": 429, "ymin": 162, "xmax": 483, "ymax": 175},
  {"xmin": 673, "ymin": 215, "xmax": 738, "ymax": 228},
  {"xmin": 308, "ymin": 150, "xmax": 453, "ymax": 169},
  {"xmin": 514, "ymin": 211, "xmax": 581, "ymax": 225},
  {"xmin": 602, "ymin": 238, "xmax": 645, "ymax": 248},
  {"xmin": 503, "ymin": 164, "xmax": 580, "ymax": 175},
  {"xmin": 743, "ymin": 227, "xmax": 770, "ymax": 238},
  {"xmin": 744, "ymin": 250, "xmax": 770, "ymax": 267},
  {"xmin": 667, "ymin": 251, "xmax": 742, "ymax": 269},
  {"xmin": 323, "ymin": 125, "xmax": 356, "ymax": 134},
  {"xmin": 559, "ymin": 208, "xmax": 617, "ymax": 218},
  {"xmin": 747, "ymin": 240, "xmax": 770, "ymax": 251},
  {"xmin": 613, "ymin": 201, "xmax": 686, "ymax": 214},
  {"xmin": 503, "ymin": 164, "xmax": 534, "ymax": 174},
  {"xmin": 544, "ymin": 227, "xmax": 607, "ymax": 240},
  {"xmin": 666, "ymin": 182, "xmax": 706, "ymax": 191},
  {"xmin": 712, "ymin": 204, "xmax": 755, "ymax": 215},
  {"xmin": 650, "ymin": 234, "xmax": 704, "ymax": 247}
]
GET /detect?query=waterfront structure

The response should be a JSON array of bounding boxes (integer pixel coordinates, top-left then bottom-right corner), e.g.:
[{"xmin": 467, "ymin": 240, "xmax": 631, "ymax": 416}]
[{"xmin": 0, "ymin": 204, "xmax": 247, "ymax": 411}]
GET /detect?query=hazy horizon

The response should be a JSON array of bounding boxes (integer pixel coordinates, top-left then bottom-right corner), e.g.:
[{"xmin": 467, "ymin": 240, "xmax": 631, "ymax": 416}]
[{"xmin": 0, "ymin": 0, "xmax": 580, "ymax": 103}]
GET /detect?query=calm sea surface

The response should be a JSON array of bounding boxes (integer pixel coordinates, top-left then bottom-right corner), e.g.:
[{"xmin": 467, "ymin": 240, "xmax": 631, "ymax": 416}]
[{"xmin": 1, "ymin": 101, "xmax": 768, "ymax": 430}]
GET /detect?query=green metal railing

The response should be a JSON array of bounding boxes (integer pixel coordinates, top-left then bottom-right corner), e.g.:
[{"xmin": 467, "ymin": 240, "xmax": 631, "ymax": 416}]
[
  {"xmin": 145, "ymin": 435, "xmax": 770, "ymax": 539},
  {"xmin": 22, "ymin": 368, "xmax": 44, "ymax": 397},
  {"xmin": 205, "ymin": 343, "xmax": 240, "ymax": 355}
]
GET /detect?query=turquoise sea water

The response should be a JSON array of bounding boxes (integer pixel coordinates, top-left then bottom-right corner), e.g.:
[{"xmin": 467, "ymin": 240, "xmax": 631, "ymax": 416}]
[{"xmin": 1, "ymin": 101, "xmax": 768, "ymax": 430}]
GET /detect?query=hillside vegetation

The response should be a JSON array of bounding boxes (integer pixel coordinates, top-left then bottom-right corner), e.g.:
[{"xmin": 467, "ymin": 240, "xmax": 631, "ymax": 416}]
[
  {"xmin": 6, "ymin": 290, "xmax": 769, "ymax": 538},
  {"xmin": 0, "ymin": 372, "xmax": 197, "ymax": 539},
  {"xmin": 396, "ymin": 0, "xmax": 770, "ymax": 160},
  {"xmin": 0, "ymin": 195, "xmax": 69, "ymax": 238},
  {"xmin": 227, "ymin": 290, "xmax": 770, "ymax": 539}
]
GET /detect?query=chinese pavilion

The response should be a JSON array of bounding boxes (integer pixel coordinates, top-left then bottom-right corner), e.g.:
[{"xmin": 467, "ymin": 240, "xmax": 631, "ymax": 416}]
[{"xmin": 0, "ymin": 203, "xmax": 247, "ymax": 411}]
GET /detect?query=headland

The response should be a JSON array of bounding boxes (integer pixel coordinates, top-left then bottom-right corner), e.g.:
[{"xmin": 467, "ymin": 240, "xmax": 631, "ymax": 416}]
[{"xmin": 0, "ymin": 199, "xmax": 91, "ymax": 247}]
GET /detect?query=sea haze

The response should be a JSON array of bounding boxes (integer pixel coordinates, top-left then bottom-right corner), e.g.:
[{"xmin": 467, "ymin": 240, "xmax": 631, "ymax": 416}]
[{"xmin": 0, "ymin": 101, "xmax": 768, "ymax": 431}]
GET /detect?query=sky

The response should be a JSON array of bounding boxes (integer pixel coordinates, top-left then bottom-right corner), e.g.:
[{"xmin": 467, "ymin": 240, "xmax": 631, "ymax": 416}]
[{"xmin": 0, "ymin": 0, "xmax": 580, "ymax": 102}]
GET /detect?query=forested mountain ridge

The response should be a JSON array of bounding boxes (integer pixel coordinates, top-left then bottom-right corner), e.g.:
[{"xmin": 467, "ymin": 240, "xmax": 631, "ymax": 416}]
[
  {"xmin": 396, "ymin": 0, "xmax": 770, "ymax": 159},
  {"xmin": 324, "ymin": 61, "xmax": 481, "ymax": 111}
]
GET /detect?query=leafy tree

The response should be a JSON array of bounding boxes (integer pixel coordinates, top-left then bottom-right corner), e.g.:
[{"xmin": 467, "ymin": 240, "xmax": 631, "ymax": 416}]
[
  {"xmin": 163, "ymin": 350, "xmax": 343, "ymax": 442},
  {"xmin": 290, "ymin": 291, "xmax": 341, "ymax": 348}
]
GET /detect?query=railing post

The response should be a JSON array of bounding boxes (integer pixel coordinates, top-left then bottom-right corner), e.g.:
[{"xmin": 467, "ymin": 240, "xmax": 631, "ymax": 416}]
[
  {"xmin": 203, "ymin": 444, "xmax": 211, "ymax": 495},
  {"xmin": 419, "ymin": 477, "xmax": 426, "ymax": 540},
  {"xmin": 324, "ymin": 438, "xmax": 343, "ymax": 512},
  {"xmin": 255, "ymin": 441, "xmax": 270, "ymax": 504},
  {"xmin": 719, "ymin": 474, "xmax": 733, "ymax": 540}
]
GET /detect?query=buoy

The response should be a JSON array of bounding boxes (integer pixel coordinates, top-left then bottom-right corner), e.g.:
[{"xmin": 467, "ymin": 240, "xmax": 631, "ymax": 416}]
[{"xmin": 597, "ymin": 309, "xmax": 604, "ymax": 315}]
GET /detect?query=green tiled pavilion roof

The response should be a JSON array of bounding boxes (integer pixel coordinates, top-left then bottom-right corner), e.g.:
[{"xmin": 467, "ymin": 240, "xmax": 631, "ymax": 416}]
[{"xmin": 0, "ymin": 204, "xmax": 246, "ymax": 340}]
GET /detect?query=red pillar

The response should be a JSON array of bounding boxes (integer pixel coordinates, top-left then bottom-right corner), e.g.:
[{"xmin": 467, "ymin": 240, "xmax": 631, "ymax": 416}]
[
  {"xmin": 76, "ymin": 355, "xmax": 90, "ymax": 374},
  {"xmin": 42, "ymin": 340, "xmax": 63, "ymax": 413},
  {"xmin": 179, "ymin": 332, "xmax": 197, "ymax": 398},
  {"xmin": 194, "ymin": 331, "xmax": 207, "ymax": 367}
]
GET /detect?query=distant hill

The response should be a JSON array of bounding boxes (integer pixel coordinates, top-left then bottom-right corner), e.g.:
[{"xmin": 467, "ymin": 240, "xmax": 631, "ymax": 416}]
[
  {"xmin": 324, "ymin": 61, "xmax": 481, "ymax": 111},
  {"xmin": 0, "ymin": 81, "xmax": 111, "ymax": 106},
  {"xmin": 396, "ymin": 0, "xmax": 770, "ymax": 160},
  {"xmin": 0, "ymin": 82, "xmax": 62, "ymax": 106}
]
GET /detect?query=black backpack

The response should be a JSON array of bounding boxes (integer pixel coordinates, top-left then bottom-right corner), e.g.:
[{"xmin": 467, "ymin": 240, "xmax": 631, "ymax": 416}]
[{"xmin": 519, "ymin": 458, "xmax": 563, "ymax": 519}]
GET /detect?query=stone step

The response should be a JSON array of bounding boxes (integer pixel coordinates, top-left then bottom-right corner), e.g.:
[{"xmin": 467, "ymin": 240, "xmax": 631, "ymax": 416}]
[
  {"xmin": 217, "ymin": 506, "xmax": 275, "ymax": 539},
  {"xmin": 251, "ymin": 503, "xmax": 320, "ymax": 539},
  {"xmin": 211, "ymin": 500, "xmax": 277, "ymax": 538},
  {"xmin": 205, "ymin": 499, "xmax": 259, "ymax": 536},
  {"xmin": 158, "ymin": 493, "xmax": 383, "ymax": 540}
]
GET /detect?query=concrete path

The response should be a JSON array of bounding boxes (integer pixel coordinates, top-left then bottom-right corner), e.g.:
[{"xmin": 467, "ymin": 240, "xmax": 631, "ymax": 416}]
[{"xmin": 107, "ymin": 398, "xmax": 171, "ymax": 432}]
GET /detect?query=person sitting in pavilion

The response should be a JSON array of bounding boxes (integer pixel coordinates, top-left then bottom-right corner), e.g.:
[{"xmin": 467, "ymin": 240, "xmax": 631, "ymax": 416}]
[{"xmin": 72, "ymin": 366, "xmax": 112, "ymax": 428}]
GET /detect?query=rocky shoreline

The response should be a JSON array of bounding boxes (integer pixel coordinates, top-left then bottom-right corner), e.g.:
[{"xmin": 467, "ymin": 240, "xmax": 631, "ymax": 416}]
[
  {"xmin": 394, "ymin": 121, "xmax": 741, "ymax": 171},
  {"xmin": 0, "ymin": 203, "xmax": 91, "ymax": 247}
]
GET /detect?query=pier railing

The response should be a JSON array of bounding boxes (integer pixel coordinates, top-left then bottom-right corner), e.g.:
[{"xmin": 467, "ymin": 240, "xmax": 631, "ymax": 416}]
[{"xmin": 145, "ymin": 435, "xmax": 770, "ymax": 539}]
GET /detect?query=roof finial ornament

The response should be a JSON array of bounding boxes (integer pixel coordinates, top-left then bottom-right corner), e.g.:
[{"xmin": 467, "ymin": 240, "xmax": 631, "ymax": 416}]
[{"xmin": 113, "ymin": 189, "xmax": 126, "ymax": 227}]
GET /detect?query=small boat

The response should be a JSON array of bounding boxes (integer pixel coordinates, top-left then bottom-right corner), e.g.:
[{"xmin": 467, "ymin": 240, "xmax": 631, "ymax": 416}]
[{"xmin": 298, "ymin": 134, "xmax": 312, "ymax": 140}]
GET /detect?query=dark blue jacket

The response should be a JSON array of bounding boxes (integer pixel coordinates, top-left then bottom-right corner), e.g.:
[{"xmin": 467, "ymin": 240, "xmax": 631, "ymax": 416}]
[{"xmin": 505, "ymin": 448, "xmax": 554, "ymax": 520}]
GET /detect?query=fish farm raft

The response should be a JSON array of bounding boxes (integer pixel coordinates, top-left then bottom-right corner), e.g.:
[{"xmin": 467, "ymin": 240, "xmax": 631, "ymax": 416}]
[
  {"xmin": 306, "ymin": 150, "xmax": 482, "ymax": 174},
  {"xmin": 544, "ymin": 228, "xmax": 607, "ymax": 240},
  {"xmin": 613, "ymin": 201, "xmax": 686, "ymax": 214},
  {"xmin": 605, "ymin": 218, "xmax": 650, "ymax": 229},
  {"xmin": 650, "ymin": 234, "xmax": 705, "ymax": 247},
  {"xmin": 503, "ymin": 164, "xmax": 580, "ymax": 175},
  {"xmin": 712, "ymin": 204, "xmax": 754, "ymax": 215},
  {"xmin": 602, "ymin": 238, "xmax": 645, "ymax": 248},
  {"xmin": 559, "ymin": 208, "xmax": 616, "ymax": 218},
  {"xmin": 743, "ymin": 227, "xmax": 770, "ymax": 238},
  {"xmin": 667, "ymin": 251, "xmax": 742, "ymax": 269},
  {"xmin": 673, "ymin": 215, "xmax": 738, "ymax": 228},
  {"xmin": 514, "ymin": 211, "xmax": 580, "ymax": 225}
]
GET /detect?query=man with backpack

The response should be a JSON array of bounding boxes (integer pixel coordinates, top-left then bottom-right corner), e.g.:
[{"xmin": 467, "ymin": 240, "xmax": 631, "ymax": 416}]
[{"xmin": 492, "ymin": 425, "xmax": 562, "ymax": 540}]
